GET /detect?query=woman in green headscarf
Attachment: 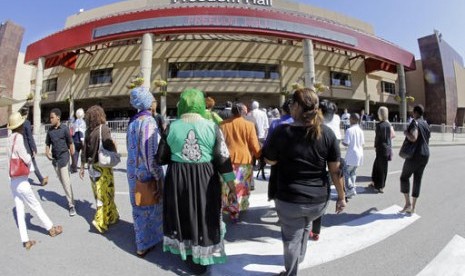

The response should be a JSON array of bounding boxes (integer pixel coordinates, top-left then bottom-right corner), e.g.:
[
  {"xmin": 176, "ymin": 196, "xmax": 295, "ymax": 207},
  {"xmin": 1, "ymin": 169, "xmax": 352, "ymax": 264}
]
[{"xmin": 156, "ymin": 89, "xmax": 236, "ymax": 273}]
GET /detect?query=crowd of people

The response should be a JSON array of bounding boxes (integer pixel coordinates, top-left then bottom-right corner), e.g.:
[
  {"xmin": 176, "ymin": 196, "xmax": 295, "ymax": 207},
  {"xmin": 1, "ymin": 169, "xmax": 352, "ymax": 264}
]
[{"xmin": 5, "ymin": 86, "xmax": 431, "ymax": 276}]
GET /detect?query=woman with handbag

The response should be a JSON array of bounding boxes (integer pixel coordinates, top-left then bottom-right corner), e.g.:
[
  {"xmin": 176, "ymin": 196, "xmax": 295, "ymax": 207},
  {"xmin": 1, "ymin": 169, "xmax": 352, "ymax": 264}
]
[
  {"xmin": 79, "ymin": 105, "xmax": 119, "ymax": 234},
  {"xmin": 369, "ymin": 106, "xmax": 393, "ymax": 193},
  {"xmin": 399, "ymin": 105, "xmax": 430, "ymax": 214},
  {"xmin": 156, "ymin": 89, "xmax": 236, "ymax": 274},
  {"xmin": 7, "ymin": 112, "xmax": 63, "ymax": 250},
  {"xmin": 126, "ymin": 87, "xmax": 164, "ymax": 257}
]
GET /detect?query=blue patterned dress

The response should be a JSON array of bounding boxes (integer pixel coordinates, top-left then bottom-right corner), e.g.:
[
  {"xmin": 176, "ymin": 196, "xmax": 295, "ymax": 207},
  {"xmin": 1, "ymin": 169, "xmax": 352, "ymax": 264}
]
[{"xmin": 126, "ymin": 111, "xmax": 164, "ymax": 252}]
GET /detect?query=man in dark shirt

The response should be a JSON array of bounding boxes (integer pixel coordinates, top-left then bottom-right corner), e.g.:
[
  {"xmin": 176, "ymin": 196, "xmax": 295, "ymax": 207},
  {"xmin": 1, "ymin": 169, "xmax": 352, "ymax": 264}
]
[
  {"xmin": 218, "ymin": 101, "xmax": 233, "ymax": 120},
  {"xmin": 45, "ymin": 108, "xmax": 76, "ymax": 216},
  {"xmin": 20, "ymin": 107, "xmax": 48, "ymax": 186}
]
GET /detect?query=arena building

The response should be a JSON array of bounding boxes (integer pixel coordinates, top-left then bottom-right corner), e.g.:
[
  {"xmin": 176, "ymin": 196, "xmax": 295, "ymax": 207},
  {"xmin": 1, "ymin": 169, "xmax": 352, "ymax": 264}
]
[{"xmin": 24, "ymin": 0, "xmax": 416, "ymax": 133}]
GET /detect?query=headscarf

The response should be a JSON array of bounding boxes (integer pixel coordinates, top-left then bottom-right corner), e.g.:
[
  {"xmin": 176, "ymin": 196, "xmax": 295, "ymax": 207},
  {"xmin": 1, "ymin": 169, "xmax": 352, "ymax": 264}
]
[
  {"xmin": 130, "ymin": 86, "xmax": 154, "ymax": 111},
  {"xmin": 177, "ymin": 88, "xmax": 206, "ymax": 118}
]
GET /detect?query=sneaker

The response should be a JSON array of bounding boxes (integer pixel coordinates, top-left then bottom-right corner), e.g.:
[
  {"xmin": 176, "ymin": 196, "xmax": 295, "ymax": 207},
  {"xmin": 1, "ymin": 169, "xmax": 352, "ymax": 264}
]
[
  {"xmin": 41, "ymin": 176, "xmax": 49, "ymax": 186},
  {"xmin": 69, "ymin": 207, "xmax": 76, "ymax": 217}
]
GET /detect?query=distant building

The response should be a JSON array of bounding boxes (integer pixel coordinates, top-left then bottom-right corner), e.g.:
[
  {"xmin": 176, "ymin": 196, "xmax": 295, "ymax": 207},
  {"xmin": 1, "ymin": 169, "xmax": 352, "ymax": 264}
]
[
  {"xmin": 406, "ymin": 32, "xmax": 465, "ymax": 126},
  {"xmin": 0, "ymin": 21, "xmax": 24, "ymax": 126}
]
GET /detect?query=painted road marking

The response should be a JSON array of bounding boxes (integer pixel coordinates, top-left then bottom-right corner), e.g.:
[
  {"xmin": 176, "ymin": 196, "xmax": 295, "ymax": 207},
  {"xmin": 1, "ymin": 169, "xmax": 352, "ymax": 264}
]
[
  {"xmin": 212, "ymin": 193, "xmax": 420, "ymax": 275},
  {"xmin": 417, "ymin": 235, "xmax": 465, "ymax": 276}
]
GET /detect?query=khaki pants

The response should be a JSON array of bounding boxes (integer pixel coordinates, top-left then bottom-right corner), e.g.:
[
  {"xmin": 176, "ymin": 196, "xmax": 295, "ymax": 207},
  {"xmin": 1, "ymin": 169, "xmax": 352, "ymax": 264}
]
[{"xmin": 54, "ymin": 164, "xmax": 74, "ymax": 208}]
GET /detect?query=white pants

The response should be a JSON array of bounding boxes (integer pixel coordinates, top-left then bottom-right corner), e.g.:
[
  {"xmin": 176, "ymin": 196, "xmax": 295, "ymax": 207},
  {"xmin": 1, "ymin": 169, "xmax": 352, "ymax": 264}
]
[{"xmin": 10, "ymin": 176, "xmax": 54, "ymax": 242}]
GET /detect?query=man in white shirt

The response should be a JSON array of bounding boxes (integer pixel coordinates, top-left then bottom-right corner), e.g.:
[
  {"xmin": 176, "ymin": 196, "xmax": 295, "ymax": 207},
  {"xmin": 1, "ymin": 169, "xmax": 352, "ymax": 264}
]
[
  {"xmin": 341, "ymin": 108, "xmax": 350, "ymax": 130},
  {"xmin": 342, "ymin": 113, "xmax": 365, "ymax": 198},
  {"xmin": 249, "ymin": 101, "xmax": 269, "ymax": 142}
]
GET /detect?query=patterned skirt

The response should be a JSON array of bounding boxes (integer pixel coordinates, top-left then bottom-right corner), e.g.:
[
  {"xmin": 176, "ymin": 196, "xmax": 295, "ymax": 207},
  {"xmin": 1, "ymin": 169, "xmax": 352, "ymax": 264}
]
[
  {"xmin": 90, "ymin": 164, "xmax": 119, "ymax": 233},
  {"xmin": 222, "ymin": 163, "xmax": 253, "ymax": 221},
  {"xmin": 163, "ymin": 162, "xmax": 226, "ymax": 266}
]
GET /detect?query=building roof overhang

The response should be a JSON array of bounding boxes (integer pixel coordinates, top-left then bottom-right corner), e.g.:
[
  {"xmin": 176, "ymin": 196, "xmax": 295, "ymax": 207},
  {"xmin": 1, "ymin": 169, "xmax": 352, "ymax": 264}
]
[{"xmin": 25, "ymin": 6, "xmax": 416, "ymax": 71}]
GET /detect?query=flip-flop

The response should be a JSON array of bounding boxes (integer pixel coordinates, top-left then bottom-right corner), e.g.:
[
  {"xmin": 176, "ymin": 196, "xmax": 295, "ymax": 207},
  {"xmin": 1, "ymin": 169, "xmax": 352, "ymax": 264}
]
[
  {"xmin": 23, "ymin": 240, "xmax": 36, "ymax": 250},
  {"xmin": 49, "ymin": 225, "xmax": 63, "ymax": 237}
]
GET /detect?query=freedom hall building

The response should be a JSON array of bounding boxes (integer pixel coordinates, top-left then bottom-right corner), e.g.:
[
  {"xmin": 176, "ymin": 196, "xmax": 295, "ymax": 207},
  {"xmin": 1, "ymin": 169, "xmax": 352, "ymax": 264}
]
[{"xmin": 24, "ymin": 0, "xmax": 417, "ymax": 132}]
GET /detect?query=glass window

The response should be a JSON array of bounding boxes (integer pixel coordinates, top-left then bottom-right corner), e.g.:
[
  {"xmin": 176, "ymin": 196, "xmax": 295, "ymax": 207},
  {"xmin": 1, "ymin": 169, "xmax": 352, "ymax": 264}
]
[
  {"xmin": 89, "ymin": 68, "xmax": 113, "ymax": 85},
  {"xmin": 168, "ymin": 62, "xmax": 280, "ymax": 80},
  {"xmin": 330, "ymin": 71, "xmax": 352, "ymax": 87},
  {"xmin": 381, "ymin": 81, "xmax": 396, "ymax": 94},
  {"xmin": 43, "ymin": 78, "xmax": 57, "ymax": 92}
]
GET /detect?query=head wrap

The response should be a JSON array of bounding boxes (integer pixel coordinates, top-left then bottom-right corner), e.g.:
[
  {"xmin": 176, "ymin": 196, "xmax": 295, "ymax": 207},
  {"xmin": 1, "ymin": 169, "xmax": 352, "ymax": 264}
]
[
  {"xmin": 130, "ymin": 87, "xmax": 154, "ymax": 111},
  {"xmin": 177, "ymin": 88, "xmax": 206, "ymax": 117}
]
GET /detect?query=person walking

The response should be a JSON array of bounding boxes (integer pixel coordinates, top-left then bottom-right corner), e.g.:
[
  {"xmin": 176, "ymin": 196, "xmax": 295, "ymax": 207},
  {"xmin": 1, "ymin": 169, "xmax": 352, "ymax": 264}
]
[
  {"xmin": 263, "ymin": 88, "xmax": 346, "ymax": 276},
  {"xmin": 45, "ymin": 108, "xmax": 76, "ymax": 216},
  {"xmin": 342, "ymin": 113, "xmax": 365, "ymax": 198},
  {"xmin": 220, "ymin": 102, "xmax": 261, "ymax": 222},
  {"xmin": 127, "ymin": 87, "xmax": 164, "ymax": 257},
  {"xmin": 7, "ymin": 112, "xmax": 63, "ymax": 250},
  {"xmin": 399, "ymin": 105, "xmax": 430, "ymax": 214},
  {"xmin": 156, "ymin": 89, "xmax": 236, "ymax": 274},
  {"xmin": 70, "ymin": 108, "xmax": 86, "ymax": 173},
  {"xmin": 204, "ymin": 96, "xmax": 223, "ymax": 125},
  {"xmin": 79, "ymin": 105, "xmax": 119, "ymax": 234},
  {"xmin": 369, "ymin": 106, "xmax": 392, "ymax": 193},
  {"xmin": 19, "ymin": 106, "xmax": 48, "ymax": 186}
]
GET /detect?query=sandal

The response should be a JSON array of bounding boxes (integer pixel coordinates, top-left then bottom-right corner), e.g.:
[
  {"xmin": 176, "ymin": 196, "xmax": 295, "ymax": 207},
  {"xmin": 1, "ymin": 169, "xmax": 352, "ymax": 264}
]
[
  {"xmin": 399, "ymin": 205, "xmax": 412, "ymax": 213},
  {"xmin": 23, "ymin": 240, "xmax": 36, "ymax": 250},
  {"xmin": 136, "ymin": 245, "xmax": 155, "ymax": 258},
  {"xmin": 49, "ymin": 225, "xmax": 63, "ymax": 237}
]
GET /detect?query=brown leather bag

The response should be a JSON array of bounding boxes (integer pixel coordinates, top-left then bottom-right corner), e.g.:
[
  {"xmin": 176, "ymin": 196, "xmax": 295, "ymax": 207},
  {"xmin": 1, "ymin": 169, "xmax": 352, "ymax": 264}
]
[
  {"xmin": 134, "ymin": 124, "xmax": 162, "ymax": 206},
  {"xmin": 134, "ymin": 178, "xmax": 161, "ymax": 206}
]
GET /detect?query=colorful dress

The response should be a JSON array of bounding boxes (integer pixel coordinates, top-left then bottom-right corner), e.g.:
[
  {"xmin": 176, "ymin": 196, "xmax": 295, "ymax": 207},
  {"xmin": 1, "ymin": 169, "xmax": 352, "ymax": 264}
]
[
  {"xmin": 220, "ymin": 116, "xmax": 261, "ymax": 221},
  {"xmin": 156, "ymin": 113, "xmax": 235, "ymax": 266},
  {"xmin": 126, "ymin": 111, "xmax": 164, "ymax": 252}
]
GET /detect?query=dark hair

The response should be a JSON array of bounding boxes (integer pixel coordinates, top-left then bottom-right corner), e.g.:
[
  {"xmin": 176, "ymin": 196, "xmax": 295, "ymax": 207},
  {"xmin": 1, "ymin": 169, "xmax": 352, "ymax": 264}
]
[
  {"xmin": 413, "ymin": 104, "xmax": 424, "ymax": 116},
  {"xmin": 11, "ymin": 124, "xmax": 24, "ymax": 134},
  {"xmin": 292, "ymin": 88, "xmax": 323, "ymax": 140},
  {"xmin": 350, "ymin": 113, "xmax": 360, "ymax": 122},
  {"xmin": 225, "ymin": 101, "xmax": 233, "ymax": 108},
  {"xmin": 20, "ymin": 106, "xmax": 29, "ymax": 116},
  {"xmin": 232, "ymin": 102, "xmax": 244, "ymax": 117},
  {"xmin": 85, "ymin": 105, "xmax": 107, "ymax": 130},
  {"xmin": 281, "ymin": 99, "xmax": 291, "ymax": 114},
  {"xmin": 50, "ymin": 108, "xmax": 62, "ymax": 118},
  {"xmin": 319, "ymin": 99, "xmax": 337, "ymax": 121}
]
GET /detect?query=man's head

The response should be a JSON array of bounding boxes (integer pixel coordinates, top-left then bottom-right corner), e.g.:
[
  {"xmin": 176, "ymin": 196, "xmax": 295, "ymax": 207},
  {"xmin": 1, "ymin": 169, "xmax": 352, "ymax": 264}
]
[
  {"xmin": 350, "ymin": 113, "xmax": 360, "ymax": 125},
  {"xmin": 20, "ymin": 106, "xmax": 29, "ymax": 117},
  {"xmin": 50, "ymin": 108, "xmax": 62, "ymax": 126},
  {"xmin": 413, "ymin": 104, "xmax": 424, "ymax": 118}
]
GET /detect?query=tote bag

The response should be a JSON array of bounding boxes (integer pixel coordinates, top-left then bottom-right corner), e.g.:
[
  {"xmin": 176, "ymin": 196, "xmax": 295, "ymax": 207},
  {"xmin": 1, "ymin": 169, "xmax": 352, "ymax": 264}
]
[
  {"xmin": 9, "ymin": 135, "xmax": 30, "ymax": 177},
  {"xmin": 97, "ymin": 125, "xmax": 121, "ymax": 168}
]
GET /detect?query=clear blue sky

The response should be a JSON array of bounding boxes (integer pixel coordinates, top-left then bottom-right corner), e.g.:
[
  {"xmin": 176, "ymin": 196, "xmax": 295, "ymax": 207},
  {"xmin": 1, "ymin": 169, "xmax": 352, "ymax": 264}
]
[{"xmin": 1, "ymin": 0, "xmax": 464, "ymax": 60}]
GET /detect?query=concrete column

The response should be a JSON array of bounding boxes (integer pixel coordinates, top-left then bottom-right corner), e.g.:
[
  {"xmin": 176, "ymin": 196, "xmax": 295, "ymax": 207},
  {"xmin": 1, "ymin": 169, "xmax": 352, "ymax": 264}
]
[
  {"xmin": 397, "ymin": 64, "xmax": 407, "ymax": 122},
  {"xmin": 160, "ymin": 96, "xmax": 167, "ymax": 118},
  {"xmin": 33, "ymin": 57, "xmax": 44, "ymax": 136},
  {"xmin": 303, "ymin": 39, "xmax": 315, "ymax": 88},
  {"xmin": 141, "ymin": 33, "xmax": 153, "ymax": 88},
  {"xmin": 364, "ymin": 75, "xmax": 370, "ymax": 115}
]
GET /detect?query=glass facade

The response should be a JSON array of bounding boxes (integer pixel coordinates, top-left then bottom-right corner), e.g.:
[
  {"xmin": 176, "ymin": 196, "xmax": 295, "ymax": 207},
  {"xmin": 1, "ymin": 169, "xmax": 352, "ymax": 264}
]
[{"xmin": 168, "ymin": 62, "xmax": 280, "ymax": 79}]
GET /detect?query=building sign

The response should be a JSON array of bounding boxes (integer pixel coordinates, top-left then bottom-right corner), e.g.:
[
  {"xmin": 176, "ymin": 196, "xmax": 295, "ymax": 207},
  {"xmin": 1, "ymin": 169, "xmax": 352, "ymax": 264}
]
[
  {"xmin": 94, "ymin": 15, "xmax": 357, "ymax": 46},
  {"xmin": 171, "ymin": 0, "xmax": 272, "ymax": 7}
]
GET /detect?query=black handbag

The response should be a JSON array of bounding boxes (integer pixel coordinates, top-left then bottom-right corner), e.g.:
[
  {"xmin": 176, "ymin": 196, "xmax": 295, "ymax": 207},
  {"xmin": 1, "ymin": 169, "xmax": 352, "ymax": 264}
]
[{"xmin": 399, "ymin": 138, "xmax": 417, "ymax": 159}]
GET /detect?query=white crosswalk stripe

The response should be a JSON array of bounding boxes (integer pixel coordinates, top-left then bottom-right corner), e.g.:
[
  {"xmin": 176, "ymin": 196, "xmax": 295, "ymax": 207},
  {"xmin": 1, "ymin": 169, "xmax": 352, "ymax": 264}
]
[{"xmin": 417, "ymin": 235, "xmax": 465, "ymax": 276}]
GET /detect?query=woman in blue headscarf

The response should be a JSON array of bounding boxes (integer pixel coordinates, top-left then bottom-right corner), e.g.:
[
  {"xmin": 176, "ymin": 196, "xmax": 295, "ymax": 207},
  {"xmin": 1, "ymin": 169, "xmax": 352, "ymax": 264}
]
[
  {"xmin": 126, "ymin": 87, "xmax": 164, "ymax": 257},
  {"xmin": 156, "ymin": 89, "xmax": 236, "ymax": 273}
]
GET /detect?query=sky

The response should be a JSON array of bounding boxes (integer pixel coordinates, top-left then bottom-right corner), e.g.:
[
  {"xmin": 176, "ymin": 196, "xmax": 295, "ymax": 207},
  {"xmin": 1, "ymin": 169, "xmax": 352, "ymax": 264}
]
[{"xmin": 1, "ymin": 0, "xmax": 465, "ymax": 60}]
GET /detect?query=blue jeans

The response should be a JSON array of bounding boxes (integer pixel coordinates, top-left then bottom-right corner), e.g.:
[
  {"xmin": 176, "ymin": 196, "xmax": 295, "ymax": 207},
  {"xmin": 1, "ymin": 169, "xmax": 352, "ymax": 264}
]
[
  {"xmin": 344, "ymin": 165, "xmax": 358, "ymax": 197},
  {"xmin": 275, "ymin": 199, "xmax": 328, "ymax": 276}
]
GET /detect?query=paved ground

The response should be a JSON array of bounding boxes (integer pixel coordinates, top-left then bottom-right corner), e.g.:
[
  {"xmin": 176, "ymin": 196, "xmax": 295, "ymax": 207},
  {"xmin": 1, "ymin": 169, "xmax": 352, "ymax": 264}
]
[{"xmin": 1, "ymin": 133, "xmax": 465, "ymax": 276}]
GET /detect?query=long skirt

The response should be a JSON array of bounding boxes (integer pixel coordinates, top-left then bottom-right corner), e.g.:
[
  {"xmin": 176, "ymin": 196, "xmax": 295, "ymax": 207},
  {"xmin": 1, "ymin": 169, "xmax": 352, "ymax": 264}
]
[
  {"xmin": 371, "ymin": 154, "xmax": 389, "ymax": 190},
  {"xmin": 163, "ymin": 162, "xmax": 226, "ymax": 266},
  {"xmin": 222, "ymin": 163, "xmax": 253, "ymax": 221},
  {"xmin": 90, "ymin": 165, "xmax": 119, "ymax": 233}
]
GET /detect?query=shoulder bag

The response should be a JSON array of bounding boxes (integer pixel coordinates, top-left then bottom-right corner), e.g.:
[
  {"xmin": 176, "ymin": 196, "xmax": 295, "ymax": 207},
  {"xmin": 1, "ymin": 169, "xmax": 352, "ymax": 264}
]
[
  {"xmin": 9, "ymin": 134, "xmax": 30, "ymax": 178},
  {"xmin": 134, "ymin": 124, "xmax": 162, "ymax": 206},
  {"xmin": 97, "ymin": 124, "xmax": 121, "ymax": 168},
  {"xmin": 399, "ymin": 121, "xmax": 418, "ymax": 159}
]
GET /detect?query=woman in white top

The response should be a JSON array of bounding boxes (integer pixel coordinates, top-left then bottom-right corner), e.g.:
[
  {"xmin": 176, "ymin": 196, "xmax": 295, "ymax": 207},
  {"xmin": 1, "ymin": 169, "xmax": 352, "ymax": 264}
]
[{"xmin": 7, "ymin": 112, "xmax": 63, "ymax": 250}]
